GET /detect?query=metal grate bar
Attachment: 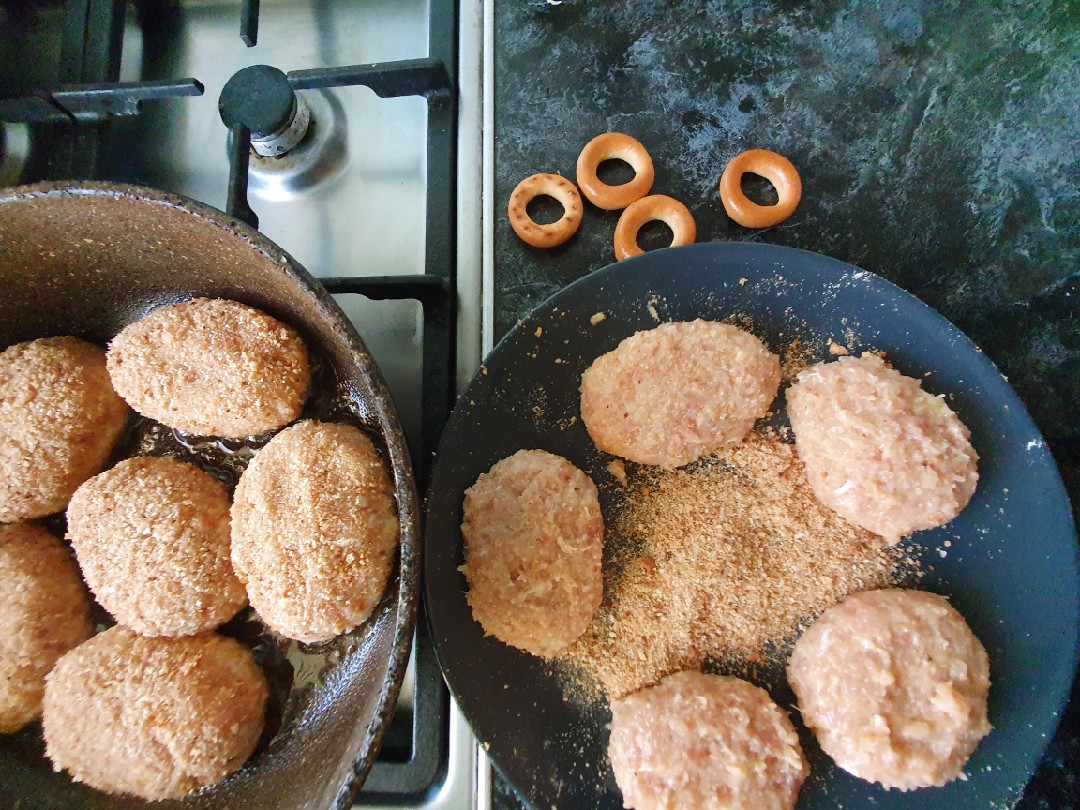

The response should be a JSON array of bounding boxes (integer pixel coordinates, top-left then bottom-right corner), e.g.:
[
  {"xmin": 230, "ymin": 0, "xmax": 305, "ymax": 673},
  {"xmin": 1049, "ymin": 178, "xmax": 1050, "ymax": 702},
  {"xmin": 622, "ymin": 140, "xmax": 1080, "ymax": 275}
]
[
  {"xmin": 83, "ymin": 0, "xmax": 127, "ymax": 84},
  {"xmin": 358, "ymin": 0, "xmax": 459, "ymax": 801},
  {"xmin": 240, "ymin": 0, "xmax": 260, "ymax": 47},
  {"xmin": 51, "ymin": 0, "xmax": 129, "ymax": 180},
  {"xmin": 287, "ymin": 58, "xmax": 451, "ymax": 98},
  {"xmin": 225, "ymin": 123, "xmax": 259, "ymax": 229},
  {"xmin": 52, "ymin": 78, "xmax": 205, "ymax": 120},
  {"xmin": 0, "ymin": 97, "xmax": 69, "ymax": 125}
]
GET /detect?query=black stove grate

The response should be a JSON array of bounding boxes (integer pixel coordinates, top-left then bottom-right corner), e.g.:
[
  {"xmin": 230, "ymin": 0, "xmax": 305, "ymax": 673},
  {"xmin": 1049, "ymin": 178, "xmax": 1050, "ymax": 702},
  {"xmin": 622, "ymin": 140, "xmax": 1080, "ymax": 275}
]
[{"xmin": 1, "ymin": 0, "xmax": 458, "ymax": 803}]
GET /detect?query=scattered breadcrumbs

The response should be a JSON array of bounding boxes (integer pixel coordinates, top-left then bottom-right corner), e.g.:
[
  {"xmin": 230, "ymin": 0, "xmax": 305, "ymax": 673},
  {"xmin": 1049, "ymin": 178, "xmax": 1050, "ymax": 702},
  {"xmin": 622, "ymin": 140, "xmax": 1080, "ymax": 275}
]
[
  {"xmin": 646, "ymin": 295, "xmax": 662, "ymax": 322},
  {"xmin": 560, "ymin": 432, "xmax": 917, "ymax": 699},
  {"xmin": 606, "ymin": 459, "xmax": 627, "ymax": 486},
  {"xmin": 781, "ymin": 336, "xmax": 815, "ymax": 382},
  {"xmin": 590, "ymin": 312, "xmax": 607, "ymax": 325},
  {"xmin": 828, "ymin": 340, "xmax": 849, "ymax": 356}
]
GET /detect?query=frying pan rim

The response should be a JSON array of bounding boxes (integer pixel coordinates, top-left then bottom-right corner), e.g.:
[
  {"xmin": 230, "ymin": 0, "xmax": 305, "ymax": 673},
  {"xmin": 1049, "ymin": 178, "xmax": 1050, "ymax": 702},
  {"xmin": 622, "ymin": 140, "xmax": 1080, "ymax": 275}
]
[
  {"xmin": 423, "ymin": 240, "xmax": 1080, "ymax": 808},
  {"xmin": 0, "ymin": 180, "xmax": 420, "ymax": 809}
]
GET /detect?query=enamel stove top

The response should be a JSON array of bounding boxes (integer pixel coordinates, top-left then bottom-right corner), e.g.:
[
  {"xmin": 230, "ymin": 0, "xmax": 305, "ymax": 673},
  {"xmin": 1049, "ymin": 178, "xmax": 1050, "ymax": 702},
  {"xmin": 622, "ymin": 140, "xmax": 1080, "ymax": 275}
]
[{"xmin": 0, "ymin": 0, "xmax": 488, "ymax": 807}]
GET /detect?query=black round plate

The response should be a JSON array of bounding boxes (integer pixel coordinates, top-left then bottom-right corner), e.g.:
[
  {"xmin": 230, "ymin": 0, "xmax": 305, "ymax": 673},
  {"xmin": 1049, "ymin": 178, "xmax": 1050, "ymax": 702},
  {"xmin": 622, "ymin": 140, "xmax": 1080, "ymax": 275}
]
[{"xmin": 425, "ymin": 242, "xmax": 1079, "ymax": 809}]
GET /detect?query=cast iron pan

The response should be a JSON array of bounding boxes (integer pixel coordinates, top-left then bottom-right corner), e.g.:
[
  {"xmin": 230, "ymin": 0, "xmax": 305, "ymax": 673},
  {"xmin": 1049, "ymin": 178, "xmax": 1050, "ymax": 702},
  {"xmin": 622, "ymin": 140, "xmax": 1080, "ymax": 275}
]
[
  {"xmin": 425, "ymin": 242, "xmax": 1080, "ymax": 809},
  {"xmin": 0, "ymin": 182, "xmax": 419, "ymax": 810}
]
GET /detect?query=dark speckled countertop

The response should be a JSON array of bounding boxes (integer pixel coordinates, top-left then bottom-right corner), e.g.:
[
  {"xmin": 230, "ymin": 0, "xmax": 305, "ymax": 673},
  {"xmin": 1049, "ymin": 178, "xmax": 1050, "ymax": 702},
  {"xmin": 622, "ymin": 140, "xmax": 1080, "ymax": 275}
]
[{"xmin": 489, "ymin": 1, "xmax": 1079, "ymax": 807}]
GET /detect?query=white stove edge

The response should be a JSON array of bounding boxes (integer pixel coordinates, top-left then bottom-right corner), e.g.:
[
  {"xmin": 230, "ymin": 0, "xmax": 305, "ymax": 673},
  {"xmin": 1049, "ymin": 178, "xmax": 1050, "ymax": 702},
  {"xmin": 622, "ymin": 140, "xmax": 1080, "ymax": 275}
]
[
  {"xmin": 477, "ymin": 0, "xmax": 496, "ymax": 807},
  {"xmin": 475, "ymin": 0, "xmax": 497, "ymax": 806},
  {"xmin": 460, "ymin": 0, "xmax": 494, "ymax": 804},
  {"xmin": 456, "ymin": 0, "xmax": 493, "ymax": 806},
  {"xmin": 452, "ymin": 0, "xmax": 490, "ymax": 805}
]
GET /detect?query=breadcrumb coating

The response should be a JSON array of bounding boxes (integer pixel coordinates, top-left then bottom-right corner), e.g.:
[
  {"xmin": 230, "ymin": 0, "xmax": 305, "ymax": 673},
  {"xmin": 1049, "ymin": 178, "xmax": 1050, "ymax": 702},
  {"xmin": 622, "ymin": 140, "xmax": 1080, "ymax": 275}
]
[
  {"xmin": 43, "ymin": 627, "xmax": 267, "ymax": 800},
  {"xmin": 0, "ymin": 522, "xmax": 92, "ymax": 732},
  {"xmin": 231, "ymin": 421, "xmax": 399, "ymax": 643},
  {"xmin": 0, "ymin": 337, "xmax": 128, "ymax": 521},
  {"xmin": 107, "ymin": 298, "xmax": 310, "ymax": 438},
  {"xmin": 67, "ymin": 456, "xmax": 246, "ymax": 637}
]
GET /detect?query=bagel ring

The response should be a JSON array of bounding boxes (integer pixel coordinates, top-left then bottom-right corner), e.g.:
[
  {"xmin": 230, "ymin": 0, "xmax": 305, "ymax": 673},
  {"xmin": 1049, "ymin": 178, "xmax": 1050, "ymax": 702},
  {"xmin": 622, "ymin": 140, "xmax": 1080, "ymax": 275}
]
[
  {"xmin": 613, "ymin": 195, "xmax": 697, "ymax": 261},
  {"xmin": 576, "ymin": 133, "xmax": 655, "ymax": 210},
  {"xmin": 719, "ymin": 148, "xmax": 802, "ymax": 229},
  {"xmin": 507, "ymin": 173, "xmax": 583, "ymax": 248}
]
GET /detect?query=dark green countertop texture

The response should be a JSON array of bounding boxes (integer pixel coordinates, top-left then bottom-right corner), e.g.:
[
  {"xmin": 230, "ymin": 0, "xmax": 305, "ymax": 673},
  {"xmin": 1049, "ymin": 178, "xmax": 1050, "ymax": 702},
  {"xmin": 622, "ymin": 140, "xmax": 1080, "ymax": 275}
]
[{"xmin": 490, "ymin": 1, "xmax": 1078, "ymax": 807}]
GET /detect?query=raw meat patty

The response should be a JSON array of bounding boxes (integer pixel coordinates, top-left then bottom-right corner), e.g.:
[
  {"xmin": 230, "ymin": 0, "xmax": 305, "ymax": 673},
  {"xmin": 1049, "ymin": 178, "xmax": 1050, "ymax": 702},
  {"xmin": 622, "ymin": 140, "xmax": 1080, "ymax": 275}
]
[
  {"xmin": 0, "ymin": 337, "xmax": 128, "ymax": 521},
  {"xmin": 580, "ymin": 320, "xmax": 780, "ymax": 468},
  {"xmin": 787, "ymin": 589, "xmax": 991, "ymax": 790},
  {"xmin": 0, "ymin": 523, "xmax": 92, "ymax": 733},
  {"xmin": 609, "ymin": 670, "xmax": 807, "ymax": 810},
  {"xmin": 786, "ymin": 353, "xmax": 978, "ymax": 542},
  {"xmin": 107, "ymin": 298, "xmax": 310, "ymax": 437},
  {"xmin": 66, "ymin": 456, "xmax": 246, "ymax": 637},
  {"xmin": 43, "ymin": 627, "xmax": 267, "ymax": 800},
  {"xmin": 231, "ymin": 420, "xmax": 399, "ymax": 643},
  {"xmin": 461, "ymin": 449, "xmax": 603, "ymax": 658}
]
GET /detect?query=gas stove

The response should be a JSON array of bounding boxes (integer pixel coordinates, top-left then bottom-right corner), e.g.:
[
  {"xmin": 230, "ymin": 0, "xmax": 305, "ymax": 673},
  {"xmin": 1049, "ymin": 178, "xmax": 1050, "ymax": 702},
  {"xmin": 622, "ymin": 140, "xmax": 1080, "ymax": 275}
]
[{"xmin": 0, "ymin": 1, "xmax": 488, "ymax": 807}]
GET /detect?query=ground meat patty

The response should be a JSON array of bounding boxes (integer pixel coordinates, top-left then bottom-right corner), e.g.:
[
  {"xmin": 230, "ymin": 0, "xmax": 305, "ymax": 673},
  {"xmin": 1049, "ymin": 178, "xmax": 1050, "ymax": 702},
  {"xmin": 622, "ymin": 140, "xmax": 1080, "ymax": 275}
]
[
  {"xmin": 107, "ymin": 298, "xmax": 310, "ymax": 438},
  {"xmin": 0, "ymin": 337, "xmax": 128, "ymax": 522},
  {"xmin": 786, "ymin": 353, "xmax": 978, "ymax": 542},
  {"xmin": 787, "ymin": 589, "xmax": 991, "ymax": 790},
  {"xmin": 43, "ymin": 627, "xmax": 267, "ymax": 800},
  {"xmin": 231, "ymin": 420, "xmax": 398, "ymax": 643},
  {"xmin": 461, "ymin": 450, "xmax": 603, "ymax": 658},
  {"xmin": 0, "ymin": 523, "xmax": 92, "ymax": 733},
  {"xmin": 580, "ymin": 320, "xmax": 780, "ymax": 468},
  {"xmin": 609, "ymin": 671, "xmax": 807, "ymax": 810},
  {"xmin": 67, "ymin": 456, "xmax": 246, "ymax": 637}
]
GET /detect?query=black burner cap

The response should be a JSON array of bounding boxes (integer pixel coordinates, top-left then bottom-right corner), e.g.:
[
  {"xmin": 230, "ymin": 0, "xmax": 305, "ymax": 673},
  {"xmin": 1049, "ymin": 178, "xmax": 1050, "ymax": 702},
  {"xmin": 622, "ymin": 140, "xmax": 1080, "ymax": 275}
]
[{"xmin": 219, "ymin": 65, "xmax": 297, "ymax": 139}]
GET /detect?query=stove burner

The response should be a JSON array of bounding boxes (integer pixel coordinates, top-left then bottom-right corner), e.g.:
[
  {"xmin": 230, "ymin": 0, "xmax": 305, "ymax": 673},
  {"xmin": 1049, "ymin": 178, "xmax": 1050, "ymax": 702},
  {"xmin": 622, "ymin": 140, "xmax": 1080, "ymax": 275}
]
[
  {"xmin": 247, "ymin": 90, "xmax": 347, "ymax": 201},
  {"xmin": 250, "ymin": 94, "xmax": 309, "ymax": 158},
  {"xmin": 219, "ymin": 65, "xmax": 310, "ymax": 157},
  {"xmin": 217, "ymin": 56, "xmax": 452, "ymax": 232}
]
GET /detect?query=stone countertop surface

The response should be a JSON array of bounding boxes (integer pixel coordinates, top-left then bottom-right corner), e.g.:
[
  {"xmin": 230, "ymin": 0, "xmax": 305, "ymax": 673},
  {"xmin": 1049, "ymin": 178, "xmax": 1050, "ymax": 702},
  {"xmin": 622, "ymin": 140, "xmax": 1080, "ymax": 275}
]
[{"xmin": 488, "ymin": 1, "xmax": 1078, "ymax": 807}]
